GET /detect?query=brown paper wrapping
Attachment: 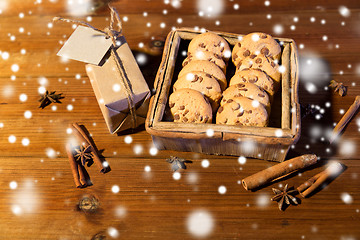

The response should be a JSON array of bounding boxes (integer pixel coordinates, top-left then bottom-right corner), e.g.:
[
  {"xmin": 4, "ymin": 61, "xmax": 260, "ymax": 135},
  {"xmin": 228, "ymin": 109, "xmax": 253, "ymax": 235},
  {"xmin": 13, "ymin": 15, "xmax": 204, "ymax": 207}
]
[
  {"xmin": 86, "ymin": 38, "xmax": 150, "ymax": 134},
  {"xmin": 55, "ymin": 6, "xmax": 150, "ymax": 134}
]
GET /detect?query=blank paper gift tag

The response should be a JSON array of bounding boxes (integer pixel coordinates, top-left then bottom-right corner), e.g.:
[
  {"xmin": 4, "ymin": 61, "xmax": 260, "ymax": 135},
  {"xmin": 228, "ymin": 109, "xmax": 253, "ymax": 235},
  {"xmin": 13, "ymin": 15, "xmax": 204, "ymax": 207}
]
[{"xmin": 57, "ymin": 25, "xmax": 113, "ymax": 65}]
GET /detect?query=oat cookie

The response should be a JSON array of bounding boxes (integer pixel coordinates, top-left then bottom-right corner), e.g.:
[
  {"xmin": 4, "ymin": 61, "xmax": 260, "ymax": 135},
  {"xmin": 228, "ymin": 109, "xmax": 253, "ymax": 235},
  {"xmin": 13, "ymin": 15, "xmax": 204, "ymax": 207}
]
[
  {"xmin": 229, "ymin": 68, "xmax": 277, "ymax": 96},
  {"xmin": 188, "ymin": 32, "xmax": 231, "ymax": 61},
  {"xmin": 178, "ymin": 60, "xmax": 227, "ymax": 91},
  {"xmin": 232, "ymin": 32, "xmax": 281, "ymax": 64},
  {"xmin": 182, "ymin": 51, "xmax": 227, "ymax": 74},
  {"xmin": 173, "ymin": 71, "xmax": 222, "ymax": 111},
  {"xmin": 221, "ymin": 82, "xmax": 271, "ymax": 113},
  {"xmin": 235, "ymin": 54, "xmax": 281, "ymax": 85},
  {"xmin": 169, "ymin": 88, "xmax": 212, "ymax": 123},
  {"xmin": 216, "ymin": 96, "xmax": 268, "ymax": 127}
]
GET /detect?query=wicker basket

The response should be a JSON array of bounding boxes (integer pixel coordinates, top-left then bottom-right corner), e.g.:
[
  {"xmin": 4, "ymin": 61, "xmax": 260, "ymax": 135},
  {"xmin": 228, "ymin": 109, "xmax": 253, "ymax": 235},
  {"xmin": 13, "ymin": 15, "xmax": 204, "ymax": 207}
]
[{"xmin": 146, "ymin": 28, "xmax": 300, "ymax": 162}]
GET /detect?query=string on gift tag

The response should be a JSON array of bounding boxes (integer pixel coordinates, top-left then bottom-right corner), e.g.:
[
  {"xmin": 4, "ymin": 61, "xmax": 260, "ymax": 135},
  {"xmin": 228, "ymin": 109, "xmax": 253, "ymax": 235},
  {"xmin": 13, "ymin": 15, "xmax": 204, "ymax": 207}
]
[{"xmin": 53, "ymin": 5, "xmax": 137, "ymax": 129}]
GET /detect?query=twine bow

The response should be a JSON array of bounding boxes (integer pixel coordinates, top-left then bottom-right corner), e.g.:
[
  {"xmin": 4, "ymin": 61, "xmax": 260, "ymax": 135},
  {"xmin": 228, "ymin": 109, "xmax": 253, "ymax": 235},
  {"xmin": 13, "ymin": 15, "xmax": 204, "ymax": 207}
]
[{"xmin": 53, "ymin": 5, "xmax": 137, "ymax": 129}]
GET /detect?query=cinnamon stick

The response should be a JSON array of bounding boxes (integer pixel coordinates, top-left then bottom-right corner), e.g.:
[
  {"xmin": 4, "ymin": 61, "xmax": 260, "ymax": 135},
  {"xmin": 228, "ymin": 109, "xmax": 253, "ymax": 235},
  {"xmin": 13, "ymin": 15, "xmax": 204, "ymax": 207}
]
[
  {"xmin": 66, "ymin": 143, "xmax": 83, "ymax": 188},
  {"xmin": 71, "ymin": 123, "xmax": 110, "ymax": 173},
  {"xmin": 242, "ymin": 154, "xmax": 318, "ymax": 191},
  {"xmin": 296, "ymin": 172, "xmax": 322, "ymax": 193},
  {"xmin": 298, "ymin": 162, "xmax": 344, "ymax": 198},
  {"xmin": 77, "ymin": 163, "xmax": 87, "ymax": 186},
  {"xmin": 72, "ymin": 122, "xmax": 92, "ymax": 146},
  {"xmin": 330, "ymin": 96, "xmax": 360, "ymax": 143}
]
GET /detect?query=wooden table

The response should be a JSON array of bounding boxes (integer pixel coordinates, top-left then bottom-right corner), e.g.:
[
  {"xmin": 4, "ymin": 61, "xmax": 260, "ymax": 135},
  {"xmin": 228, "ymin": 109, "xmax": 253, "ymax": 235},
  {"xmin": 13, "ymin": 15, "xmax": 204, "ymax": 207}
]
[{"xmin": 1, "ymin": 0, "xmax": 360, "ymax": 239}]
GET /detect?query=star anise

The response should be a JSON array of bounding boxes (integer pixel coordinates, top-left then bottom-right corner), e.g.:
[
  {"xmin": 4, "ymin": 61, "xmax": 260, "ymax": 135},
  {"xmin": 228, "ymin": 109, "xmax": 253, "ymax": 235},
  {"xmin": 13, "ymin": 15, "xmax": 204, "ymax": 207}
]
[
  {"xmin": 38, "ymin": 90, "xmax": 64, "ymax": 109},
  {"xmin": 74, "ymin": 145, "xmax": 93, "ymax": 166},
  {"xmin": 329, "ymin": 80, "xmax": 347, "ymax": 97},
  {"xmin": 166, "ymin": 156, "xmax": 191, "ymax": 172},
  {"xmin": 271, "ymin": 184, "xmax": 299, "ymax": 211}
]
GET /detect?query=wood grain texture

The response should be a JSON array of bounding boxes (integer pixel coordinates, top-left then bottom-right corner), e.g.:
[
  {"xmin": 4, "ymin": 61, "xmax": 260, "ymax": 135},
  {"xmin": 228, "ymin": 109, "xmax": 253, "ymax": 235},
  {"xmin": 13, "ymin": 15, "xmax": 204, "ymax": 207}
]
[{"xmin": 1, "ymin": 0, "xmax": 360, "ymax": 239}]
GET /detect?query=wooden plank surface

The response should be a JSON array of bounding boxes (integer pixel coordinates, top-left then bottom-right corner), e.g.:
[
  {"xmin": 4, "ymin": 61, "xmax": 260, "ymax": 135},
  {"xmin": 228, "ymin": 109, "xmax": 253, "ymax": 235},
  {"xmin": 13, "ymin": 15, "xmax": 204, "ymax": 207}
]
[{"xmin": 1, "ymin": 0, "xmax": 360, "ymax": 239}]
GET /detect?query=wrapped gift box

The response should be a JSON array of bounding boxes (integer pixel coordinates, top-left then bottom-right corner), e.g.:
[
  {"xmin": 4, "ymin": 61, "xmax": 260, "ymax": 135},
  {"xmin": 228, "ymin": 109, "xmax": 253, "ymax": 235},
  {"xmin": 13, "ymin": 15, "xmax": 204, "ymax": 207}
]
[{"xmin": 57, "ymin": 25, "xmax": 150, "ymax": 133}]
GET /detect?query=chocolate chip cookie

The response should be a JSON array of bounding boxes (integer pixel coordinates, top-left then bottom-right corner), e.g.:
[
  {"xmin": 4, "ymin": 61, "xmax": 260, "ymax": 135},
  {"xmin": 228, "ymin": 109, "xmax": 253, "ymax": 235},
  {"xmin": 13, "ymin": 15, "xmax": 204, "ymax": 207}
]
[
  {"xmin": 229, "ymin": 68, "xmax": 277, "ymax": 97},
  {"xmin": 232, "ymin": 32, "xmax": 281, "ymax": 65},
  {"xmin": 178, "ymin": 60, "xmax": 227, "ymax": 91},
  {"xmin": 235, "ymin": 54, "xmax": 281, "ymax": 85},
  {"xmin": 169, "ymin": 88, "xmax": 212, "ymax": 123},
  {"xmin": 188, "ymin": 32, "xmax": 231, "ymax": 62},
  {"xmin": 173, "ymin": 71, "xmax": 222, "ymax": 111},
  {"xmin": 221, "ymin": 82, "xmax": 271, "ymax": 113},
  {"xmin": 216, "ymin": 96, "xmax": 269, "ymax": 127},
  {"xmin": 183, "ymin": 51, "xmax": 227, "ymax": 74}
]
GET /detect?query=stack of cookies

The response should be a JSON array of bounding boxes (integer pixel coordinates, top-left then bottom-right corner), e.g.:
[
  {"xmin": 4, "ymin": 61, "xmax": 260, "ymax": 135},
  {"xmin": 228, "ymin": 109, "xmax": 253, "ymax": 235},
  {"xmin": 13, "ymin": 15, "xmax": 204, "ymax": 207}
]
[
  {"xmin": 168, "ymin": 31, "xmax": 282, "ymax": 127},
  {"xmin": 169, "ymin": 32, "xmax": 231, "ymax": 123},
  {"xmin": 216, "ymin": 32, "xmax": 282, "ymax": 127}
]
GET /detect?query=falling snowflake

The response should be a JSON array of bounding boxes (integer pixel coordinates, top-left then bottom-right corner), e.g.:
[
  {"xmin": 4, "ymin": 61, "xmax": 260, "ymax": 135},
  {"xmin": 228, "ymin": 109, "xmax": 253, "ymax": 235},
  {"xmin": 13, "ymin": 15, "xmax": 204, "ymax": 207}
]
[
  {"xmin": 339, "ymin": 140, "xmax": 356, "ymax": 157},
  {"xmin": 299, "ymin": 54, "xmax": 330, "ymax": 86},
  {"xmin": 112, "ymin": 83, "xmax": 121, "ymax": 92},
  {"xmin": 111, "ymin": 185, "xmax": 120, "ymax": 194},
  {"xmin": 339, "ymin": 6, "xmax": 350, "ymax": 17},
  {"xmin": 206, "ymin": 129, "xmax": 214, "ymax": 137},
  {"xmin": 196, "ymin": 0, "xmax": 224, "ymax": 18},
  {"xmin": 170, "ymin": 0, "xmax": 181, "ymax": 8},
  {"xmin": 66, "ymin": 0, "xmax": 93, "ymax": 17},
  {"xmin": 341, "ymin": 193, "xmax": 353, "ymax": 204},
  {"xmin": 124, "ymin": 135, "xmax": 133, "ymax": 144},
  {"xmin": 186, "ymin": 173, "xmax": 198, "ymax": 184},
  {"xmin": 218, "ymin": 185, "xmax": 226, "ymax": 194},
  {"xmin": 201, "ymin": 159, "xmax": 210, "ymax": 168},
  {"xmin": 256, "ymin": 193, "xmax": 270, "ymax": 207},
  {"xmin": 11, "ymin": 64, "xmax": 19, "ymax": 72},
  {"xmin": 2, "ymin": 51, "xmax": 9, "ymax": 60},
  {"xmin": 238, "ymin": 156, "xmax": 246, "ymax": 165},
  {"xmin": 24, "ymin": 110, "xmax": 32, "ymax": 119},
  {"xmin": 107, "ymin": 227, "xmax": 120, "ymax": 238},
  {"xmin": 275, "ymin": 129, "xmax": 283, "ymax": 137},
  {"xmin": 8, "ymin": 135, "xmax": 16, "ymax": 143},
  {"xmin": 114, "ymin": 205, "xmax": 127, "ymax": 218},
  {"xmin": 278, "ymin": 65, "xmax": 286, "ymax": 73},
  {"xmin": 133, "ymin": 145, "xmax": 143, "ymax": 155},
  {"xmin": 241, "ymin": 140, "xmax": 256, "ymax": 154},
  {"xmin": 9, "ymin": 181, "xmax": 18, "ymax": 189},
  {"xmin": 251, "ymin": 100, "xmax": 260, "ymax": 108},
  {"xmin": 22, "ymin": 138, "xmax": 30, "ymax": 146},
  {"xmin": 187, "ymin": 210, "xmax": 214, "ymax": 237},
  {"xmin": 273, "ymin": 24, "xmax": 284, "ymax": 35},
  {"xmin": 173, "ymin": 172, "xmax": 181, "ymax": 180},
  {"xmin": 46, "ymin": 148, "xmax": 56, "ymax": 158},
  {"xmin": 11, "ymin": 205, "xmax": 22, "ymax": 216},
  {"xmin": 149, "ymin": 147, "xmax": 158, "ymax": 156},
  {"xmin": 19, "ymin": 93, "xmax": 27, "ymax": 102},
  {"xmin": 309, "ymin": 125, "xmax": 322, "ymax": 138},
  {"xmin": 66, "ymin": 128, "xmax": 73, "ymax": 134},
  {"xmin": 136, "ymin": 53, "xmax": 147, "ymax": 66},
  {"xmin": 67, "ymin": 104, "xmax": 74, "ymax": 111},
  {"xmin": 144, "ymin": 165, "xmax": 151, "ymax": 172}
]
